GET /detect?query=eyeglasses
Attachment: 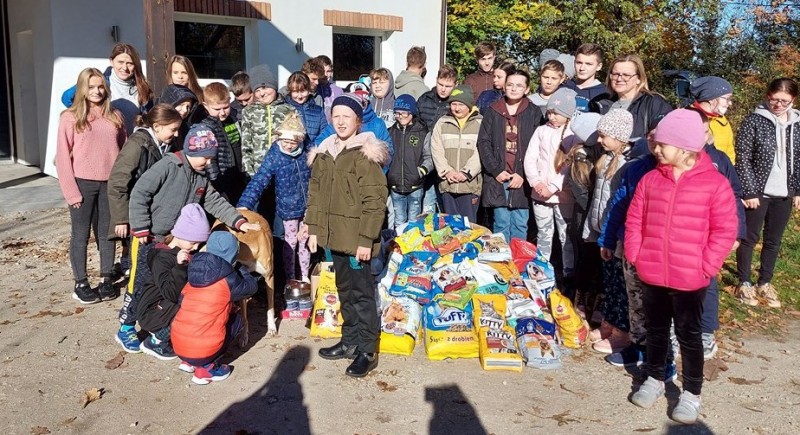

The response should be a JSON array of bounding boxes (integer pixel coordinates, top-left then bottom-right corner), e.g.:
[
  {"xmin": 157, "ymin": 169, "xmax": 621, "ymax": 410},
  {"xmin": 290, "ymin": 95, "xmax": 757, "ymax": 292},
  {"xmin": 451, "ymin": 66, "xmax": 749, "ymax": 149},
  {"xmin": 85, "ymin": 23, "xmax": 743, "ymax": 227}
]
[
  {"xmin": 768, "ymin": 98, "xmax": 794, "ymax": 106},
  {"xmin": 609, "ymin": 72, "xmax": 638, "ymax": 81},
  {"xmin": 505, "ymin": 83, "xmax": 528, "ymax": 90}
]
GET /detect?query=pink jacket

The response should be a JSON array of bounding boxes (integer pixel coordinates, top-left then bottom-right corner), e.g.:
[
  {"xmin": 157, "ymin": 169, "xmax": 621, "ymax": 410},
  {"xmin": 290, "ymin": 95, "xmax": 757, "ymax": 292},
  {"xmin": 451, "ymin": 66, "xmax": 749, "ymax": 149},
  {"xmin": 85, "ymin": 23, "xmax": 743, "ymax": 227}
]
[
  {"xmin": 624, "ymin": 152, "xmax": 737, "ymax": 291},
  {"xmin": 523, "ymin": 122, "xmax": 573, "ymax": 204}
]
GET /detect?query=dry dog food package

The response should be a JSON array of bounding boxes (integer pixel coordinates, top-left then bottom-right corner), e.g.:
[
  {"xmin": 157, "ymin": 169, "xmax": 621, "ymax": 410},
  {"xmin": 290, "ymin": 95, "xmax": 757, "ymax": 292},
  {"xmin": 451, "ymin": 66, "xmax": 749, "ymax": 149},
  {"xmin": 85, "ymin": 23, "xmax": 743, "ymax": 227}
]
[
  {"xmin": 516, "ymin": 317, "xmax": 562, "ymax": 369},
  {"xmin": 379, "ymin": 297, "xmax": 422, "ymax": 356},
  {"xmin": 395, "ymin": 227, "xmax": 435, "ymax": 254},
  {"xmin": 524, "ymin": 254, "xmax": 556, "ymax": 299},
  {"xmin": 506, "ymin": 278, "xmax": 532, "ymax": 300},
  {"xmin": 549, "ymin": 289, "xmax": 589, "ymax": 348},
  {"xmin": 485, "ymin": 260, "xmax": 521, "ymax": 282},
  {"xmin": 309, "ymin": 269, "xmax": 343, "ymax": 339},
  {"xmin": 389, "ymin": 251, "xmax": 439, "ymax": 304},
  {"xmin": 477, "ymin": 233, "xmax": 512, "ymax": 263},
  {"xmin": 377, "ymin": 250, "xmax": 404, "ymax": 306},
  {"xmin": 423, "ymin": 300, "xmax": 479, "ymax": 361},
  {"xmin": 505, "ymin": 298, "xmax": 545, "ymax": 328},
  {"xmin": 473, "ymin": 261, "xmax": 510, "ymax": 295},
  {"xmin": 476, "ymin": 325, "xmax": 524, "ymax": 372},
  {"xmin": 431, "ymin": 263, "xmax": 475, "ymax": 294},
  {"xmin": 472, "ymin": 294, "xmax": 507, "ymax": 330},
  {"xmin": 523, "ymin": 278, "xmax": 548, "ymax": 312},
  {"xmin": 433, "ymin": 286, "xmax": 476, "ymax": 311}
]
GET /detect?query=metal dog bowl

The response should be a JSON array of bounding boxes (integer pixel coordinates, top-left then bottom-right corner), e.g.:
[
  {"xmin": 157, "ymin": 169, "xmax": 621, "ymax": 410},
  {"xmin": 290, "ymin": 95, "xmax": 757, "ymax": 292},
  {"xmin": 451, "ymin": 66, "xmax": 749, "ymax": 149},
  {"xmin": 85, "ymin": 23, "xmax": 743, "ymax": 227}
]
[{"xmin": 284, "ymin": 280, "xmax": 311, "ymax": 300}]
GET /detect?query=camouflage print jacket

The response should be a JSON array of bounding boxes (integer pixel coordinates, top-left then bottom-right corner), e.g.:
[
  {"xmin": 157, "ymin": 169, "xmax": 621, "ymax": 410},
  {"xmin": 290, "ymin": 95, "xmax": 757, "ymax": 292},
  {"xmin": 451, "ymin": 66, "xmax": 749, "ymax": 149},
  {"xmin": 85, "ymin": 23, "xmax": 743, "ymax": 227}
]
[{"xmin": 240, "ymin": 95, "xmax": 298, "ymax": 176}]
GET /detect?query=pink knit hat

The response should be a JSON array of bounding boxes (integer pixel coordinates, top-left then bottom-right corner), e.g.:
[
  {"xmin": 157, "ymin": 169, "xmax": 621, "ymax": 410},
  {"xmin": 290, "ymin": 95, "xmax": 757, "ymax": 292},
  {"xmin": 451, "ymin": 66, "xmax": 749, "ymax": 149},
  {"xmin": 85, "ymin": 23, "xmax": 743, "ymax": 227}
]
[{"xmin": 652, "ymin": 109, "xmax": 706, "ymax": 152}]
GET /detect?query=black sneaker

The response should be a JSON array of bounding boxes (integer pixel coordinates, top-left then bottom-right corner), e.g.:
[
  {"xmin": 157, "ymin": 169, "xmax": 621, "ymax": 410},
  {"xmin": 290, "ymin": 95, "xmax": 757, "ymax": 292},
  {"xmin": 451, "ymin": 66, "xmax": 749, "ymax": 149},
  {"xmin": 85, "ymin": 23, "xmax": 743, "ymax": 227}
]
[
  {"xmin": 96, "ymin": 280, "xmax": 119, "ymax": 301},
  {"xmin": 72, "ymin": 282, "xmax": 100, "ymax": 304},
  {"xmin": 141, "ymin": 338, "xmax": 178, "ymax": 361}
]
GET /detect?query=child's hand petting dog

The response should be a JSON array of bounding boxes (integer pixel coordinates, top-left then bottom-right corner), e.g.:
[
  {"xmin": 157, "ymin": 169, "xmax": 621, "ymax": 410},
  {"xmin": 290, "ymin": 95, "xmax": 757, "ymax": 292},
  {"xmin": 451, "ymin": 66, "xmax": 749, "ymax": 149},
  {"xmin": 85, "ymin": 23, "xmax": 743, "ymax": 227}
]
[{"xmin": 239, "ymin": 222, "xmax": 261, "ymax": 232}]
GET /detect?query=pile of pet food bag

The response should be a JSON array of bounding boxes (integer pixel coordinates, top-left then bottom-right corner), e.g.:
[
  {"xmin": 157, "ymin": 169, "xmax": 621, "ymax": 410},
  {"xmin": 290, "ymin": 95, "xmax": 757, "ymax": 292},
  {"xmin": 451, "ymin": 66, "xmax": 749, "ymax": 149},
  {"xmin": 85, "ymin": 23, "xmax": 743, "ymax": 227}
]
[{"xmin": 309, "ymin": 213, "xmax": 589, "ymax": 372}]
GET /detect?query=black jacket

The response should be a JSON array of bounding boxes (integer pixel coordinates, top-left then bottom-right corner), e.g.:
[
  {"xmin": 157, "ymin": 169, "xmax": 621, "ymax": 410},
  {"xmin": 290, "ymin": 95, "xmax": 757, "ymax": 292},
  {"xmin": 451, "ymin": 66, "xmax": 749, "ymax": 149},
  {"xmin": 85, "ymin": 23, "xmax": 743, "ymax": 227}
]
[
  {"xmin": 387, "ymin": 120, "xmax": 432, "ymax": 193},
  {"xmin": 137, "ymin": 244, "xmax": 188, "ymax": 332},
  {"xmin": 593, "ymin": 92, "xmax": 673, "ymax": 139},
  {"xmin": 417, "ymin": 89, "xmax": 450, "ymax": 131},
  {"xmin": 477, "ymin": 101, "xmax": 542, "ymax": 209}
]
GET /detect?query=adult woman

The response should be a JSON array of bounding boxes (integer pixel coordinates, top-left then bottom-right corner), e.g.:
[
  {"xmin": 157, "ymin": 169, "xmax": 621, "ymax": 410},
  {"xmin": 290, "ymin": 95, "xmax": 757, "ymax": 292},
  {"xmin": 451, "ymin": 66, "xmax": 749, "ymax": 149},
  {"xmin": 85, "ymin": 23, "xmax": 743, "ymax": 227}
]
[
  {"xmin": 594, "ymin": 54, "xmax": 672, "ymax": 139},
  {"xmin": 61, "ymin": 43, "xmax": 154, "ymax": 135},
  {"xmin": 476, "ymin": 61, "xmax": 516, "ymax": 115},
  {"xmin": 735, "ymin": 78, "xmax": 800, "ymax": 308},
  {"xmin": 477, "ymin": 69, "xmax": 542, "ymax": 241}
]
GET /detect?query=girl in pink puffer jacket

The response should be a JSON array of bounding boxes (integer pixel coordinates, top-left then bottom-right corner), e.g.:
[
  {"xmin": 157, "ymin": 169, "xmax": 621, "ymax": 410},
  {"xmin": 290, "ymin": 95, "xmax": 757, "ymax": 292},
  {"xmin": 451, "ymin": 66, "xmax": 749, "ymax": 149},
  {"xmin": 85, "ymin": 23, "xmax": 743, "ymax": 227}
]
[{"xmin": 624, "ymin": 109, "xmax": 737, "ymax": 424}]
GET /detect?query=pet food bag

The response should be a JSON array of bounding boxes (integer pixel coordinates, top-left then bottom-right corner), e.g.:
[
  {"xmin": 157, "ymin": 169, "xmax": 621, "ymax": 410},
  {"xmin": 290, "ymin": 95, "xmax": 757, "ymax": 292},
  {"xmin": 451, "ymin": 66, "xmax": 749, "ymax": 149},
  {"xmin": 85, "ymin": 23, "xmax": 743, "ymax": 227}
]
[
  {"xmin": 423, "ymin": 301, "xmax": 479, "ymax": 361},
  {"xmin": 516, "ymin": 317, "xmax": 562, "ymax": 369},
  {"xmin": 472, "ymin": 261, "xmax": 510, "ymax": 295},
  {"xmin": 477, "ymin": 233, "xmax": 512, "ymax": 263},
  {"xmin": 379, "ymin": 297, "xmax": 422, "ymax": 356},
  {"xmin": 476, "ymin": 325, "xmax": 524, "ymax": 372},
  {"xmin": 549, "ymin": 290, "xmax": 589, "ymax": 348},
  {"xmin": 378, "ymin": 250, "xmax": 404, "ymax": 306},
  {"xmin": 524, "ymin": 253, "xmax": 556, "ymax": 299},
  {"xmin": 389, "ymin": 251, "xmax": 439, "ymax": 304},
  {"xmin": 510, "ymin": 238, "xmax": 538, "ymax": 273},
  {"xmin": 472, "ymin": 294, "xmax": 507, "ymax": 330},
  {"xmin": 309, "ymin": 268, "xmax": 343, "ymax": 339}
]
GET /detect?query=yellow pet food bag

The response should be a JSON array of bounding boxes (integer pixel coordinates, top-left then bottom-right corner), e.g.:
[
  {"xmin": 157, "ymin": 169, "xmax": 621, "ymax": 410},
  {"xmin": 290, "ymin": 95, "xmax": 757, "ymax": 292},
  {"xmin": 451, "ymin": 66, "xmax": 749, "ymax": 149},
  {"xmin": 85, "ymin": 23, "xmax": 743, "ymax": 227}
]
[
  {"xmin": 309, "ymin": 269, "xmax": 343, "ymax": 339},
  {"xmin": 549, "ymin": 289, "xmax": 589, "ymax": 348},
  {"xmin": 476, "ymin": 325, "xmax": 524, "ymax": 372},
  {"xmin": 379, "ymin": 297, "xmax": 422, "ymax": 356},
  {"xmin": 423, "ymin": 301, "xmax": 479, "ymax": 360}
]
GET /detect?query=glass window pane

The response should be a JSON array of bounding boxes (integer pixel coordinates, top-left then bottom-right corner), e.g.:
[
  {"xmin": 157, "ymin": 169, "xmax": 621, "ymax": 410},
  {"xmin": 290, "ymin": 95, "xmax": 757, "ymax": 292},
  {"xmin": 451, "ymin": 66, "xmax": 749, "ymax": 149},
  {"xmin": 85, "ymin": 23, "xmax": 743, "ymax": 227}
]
[
  {"xmin": 174, "ymin": 22, "xmax": 245, "ymax": 79},
  {"xmin": 333, "ymin": 34, "xmax": 375, "ymax": 81}
]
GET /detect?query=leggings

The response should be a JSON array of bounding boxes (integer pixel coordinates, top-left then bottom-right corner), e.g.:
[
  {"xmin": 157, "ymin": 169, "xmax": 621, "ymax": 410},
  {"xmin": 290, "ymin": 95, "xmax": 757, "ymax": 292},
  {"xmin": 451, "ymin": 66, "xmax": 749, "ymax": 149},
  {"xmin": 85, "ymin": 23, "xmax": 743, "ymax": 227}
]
[
  {"xmin": 736, "ymin": 196, "xmax": 793, "ymax": 285},
  {"xmin": 282, "ymin": 218, "xmax": 310, "ymax": 281},
  {"xmin": 68, "ymin": 179, "xmax": 115, "ymax": 283}
]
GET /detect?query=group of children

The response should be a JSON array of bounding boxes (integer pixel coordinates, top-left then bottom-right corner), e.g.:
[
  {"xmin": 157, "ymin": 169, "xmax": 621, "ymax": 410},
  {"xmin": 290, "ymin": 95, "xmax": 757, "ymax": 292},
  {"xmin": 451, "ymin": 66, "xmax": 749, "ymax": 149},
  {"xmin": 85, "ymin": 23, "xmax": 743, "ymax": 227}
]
[{"xmin": 52, "ymin": 39, "xmax": 797, "ymax": 424}]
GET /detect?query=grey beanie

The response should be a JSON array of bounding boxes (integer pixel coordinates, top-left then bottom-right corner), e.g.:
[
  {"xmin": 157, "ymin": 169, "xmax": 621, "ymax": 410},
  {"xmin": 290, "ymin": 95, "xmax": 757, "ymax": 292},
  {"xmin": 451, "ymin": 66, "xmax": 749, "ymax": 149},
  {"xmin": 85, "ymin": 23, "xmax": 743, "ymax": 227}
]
[
  {"xmin": 691, "ymin": 76, "xmax": 733, "ymax": 102},
  {"xmin": 557, "ymin": 53, "xmax": 576, "ymax": 79},
  {"xmin": 539, "ymin": 49, "xmax": 561, "ymax": 70},
  {"xmin": 248, "ymin": 64, "xmax": 278, "ymax": 91},
  {"xmin": 547, "ymin": 87, "xmax": 577, "ymax": 118},
  {"xmin": 597, "ymin": 108, "xmax": 634, "ymax": 143}
]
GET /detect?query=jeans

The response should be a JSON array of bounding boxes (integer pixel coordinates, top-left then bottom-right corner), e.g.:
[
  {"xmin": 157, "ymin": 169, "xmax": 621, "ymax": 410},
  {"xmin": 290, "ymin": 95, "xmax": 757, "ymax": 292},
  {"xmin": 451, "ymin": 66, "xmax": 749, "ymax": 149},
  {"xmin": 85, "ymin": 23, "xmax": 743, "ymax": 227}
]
[
  {"xmin": 68, "ymin": 179, "xmax": 116, "ymax": 283},
  {"xmin": 736, "ymin": 196, "xmax": 793, "ymax": 285},
  {"xmin": 492, "ymin": 182, "xmax": 529, "ymax": 241},
  {"xmin": 701, "ymin": 278, "xmax": 719, "ymax": 333},
  {"xmin": 391, "ymin": 189, "xmax": 424, "ymax": 227},
  {"xmin": 643, "ymin": 284, "xmax": 707, "ymax": 395},
  {"xmin": 422, "ymin": 180, "xmax": 439, "ymax": 214}
]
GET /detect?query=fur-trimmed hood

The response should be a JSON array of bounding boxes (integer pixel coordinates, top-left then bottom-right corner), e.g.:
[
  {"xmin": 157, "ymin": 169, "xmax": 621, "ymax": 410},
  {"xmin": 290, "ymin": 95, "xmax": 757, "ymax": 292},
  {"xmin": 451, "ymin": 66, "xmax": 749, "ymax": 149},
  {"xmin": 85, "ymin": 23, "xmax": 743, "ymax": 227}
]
[{"xmin": 307, "ymin": 131, "xmax": 390, "ymax": 167}]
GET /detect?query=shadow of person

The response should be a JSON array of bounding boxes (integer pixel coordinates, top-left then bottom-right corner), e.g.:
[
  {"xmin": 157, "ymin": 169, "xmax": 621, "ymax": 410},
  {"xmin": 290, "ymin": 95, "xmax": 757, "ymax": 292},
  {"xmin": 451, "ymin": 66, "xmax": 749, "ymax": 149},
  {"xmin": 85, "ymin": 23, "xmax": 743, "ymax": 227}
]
[
  {"xmin": 665, "ymin": 419, "xmax": 716, "ymax": 434},
  {"xmin": 200, "ymin": 345, "xmax": 312, "ymax": 435},
  {"xmin": 426, "ymin": 384, "xmax": 488, "ymax": 435}
]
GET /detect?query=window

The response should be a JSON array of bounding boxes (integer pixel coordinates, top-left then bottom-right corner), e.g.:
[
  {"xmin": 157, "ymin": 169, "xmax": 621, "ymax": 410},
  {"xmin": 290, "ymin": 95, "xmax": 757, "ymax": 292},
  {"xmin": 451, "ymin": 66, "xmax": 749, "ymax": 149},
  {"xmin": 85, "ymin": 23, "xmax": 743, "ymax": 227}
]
[
  {"xmin": 333, "ymin": 33, "xmax": 380, "ymax": 81},
  {"xmin": 174, "ymin": 21, "xmax": 245, "ymax": 79}
]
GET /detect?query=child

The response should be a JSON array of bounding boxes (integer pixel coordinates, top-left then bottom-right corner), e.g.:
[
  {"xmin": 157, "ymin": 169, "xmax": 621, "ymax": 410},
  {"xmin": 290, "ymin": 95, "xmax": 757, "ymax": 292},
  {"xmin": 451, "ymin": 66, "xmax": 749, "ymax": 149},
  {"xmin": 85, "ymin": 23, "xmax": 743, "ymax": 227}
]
[
  {"xmin": 394, "ymin": 46, "xmax": 429, "ymax": 100},
  {"xmin": 117, "ymin": 125, "xmax": 259, "ymax": 353},
  {"xmin": 229, "ymin": 70, "xmax": 253, "ymax": 121},
  {"xmin": 157, "ymin": 84, "xmax": 197, "ymax": 147},
  {"xmin": 305, "ymin": 95, "xmax": 389, "ymax": 377},
  {"xmin": 200, "ymin": 82, "xmax": 247, "ymax": 203},
  {"xmin": 369, "ymin": 68, "xmax": 396, "ymax": 128},
  {"xmin": 108, "ymin": 104, "xmax": 183, "ymax": 300},
  {"xmin": 314, "ymin": 55, "xmax": 344, "ymax": 123},
  {"xmin": 626, "ymin": 109, "xmax": 737, "ymax": 424},
  {"xmin": 563, "ymin": 43, "xmax": 611, "ymax": 113},
  {"xmin": 137, "ymin": 204, "xmax": 210, "ymax": 360},
  {"xmin": 477, "ymin": 69, "xmax": 541, "ymax": 241},
  {"xmin": 689, "ymin": 76, "xmax": 735, "ymax": 163},
  {"xmin": 584, "ymin": 109, "xmax": 635, "ymax": 354},
  {"xmin": 524, "ymin": 87, "xmax": 576, "ymax": 274},
  {"xmin": 57, "ymin": 67, "xmax": 127, "ymax": 304},
  {"xmin": 238, "ymin": 112, "xmax": 312, "ymax": 286},
  {"xmin": 387, "ymin": 94, "xmax": 432, "ymax": 226},
  {"xmin": 476, "ymin": 61, "xmax": 516, "ymax": 115},
  {"xmin": 285, "ymin": 72, "xmax": 326, "ymax": 145},
  {"xmin": 166, "ymin": 55, "xmax": 204, "ymax": 104},
  {"xmin": 464, "ymin": 41, "xmax": 496, "ymax": 98},
  {"xmin": 172, "ymin": 231, "xmax": 258, "ymax": 384},
  {"xmin": 430, "ymin": 85, "xmax": 483, "ymax": 223},
  {"xmin": 529, "ymin": 60, "xmax": 566, "ymax": 118},
  {"xmin": 240, "ymin": 64, "xmax": 297, "ymax": 177}
]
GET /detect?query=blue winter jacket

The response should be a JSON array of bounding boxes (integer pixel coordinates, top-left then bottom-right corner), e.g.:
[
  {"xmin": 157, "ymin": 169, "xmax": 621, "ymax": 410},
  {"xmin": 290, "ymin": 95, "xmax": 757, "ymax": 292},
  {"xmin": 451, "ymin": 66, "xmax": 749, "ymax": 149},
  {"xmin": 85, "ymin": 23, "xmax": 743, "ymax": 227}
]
[
  {"xmin": 237, "ymin": 144, "xmax": 311, "ymax": 221},
  {"xmin": 598, "ymin": 144, "xmax": 746, "ymax": 251},
  {"xmin": 314, "ymin": 104, "xmax": 394, "ymax": 172},
  {"xmin": 286, "ymin": 98, "xmax": 326, "ymax": 145}
]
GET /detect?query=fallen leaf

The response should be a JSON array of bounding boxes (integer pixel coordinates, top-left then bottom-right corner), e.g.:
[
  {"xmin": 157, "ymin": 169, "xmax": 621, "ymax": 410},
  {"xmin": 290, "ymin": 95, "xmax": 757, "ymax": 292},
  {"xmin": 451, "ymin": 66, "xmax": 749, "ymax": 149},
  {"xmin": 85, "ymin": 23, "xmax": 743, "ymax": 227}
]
[
  {"xmin": 559, "ymin": 383, "xmax": 588, "ymax": 399},
  {"xmin": 104, "ymin": 352, "xmax": 126, "ymax": 370},
  {"xmin": 550, "ymin": 411, "xmax": 580, "ymax": 426},
  {"xmin": 74, "ymin": 307, "xmax": 84, "ymax": 315},
  {"xmin": 735, "ymin": 348, "xmax": 753, "ymax": 357},
  {"xmin": 30, "ymin": 426, "xmax": 50, "ymax": 435},
  {"xmin": 634, "ymin": 428, "xmax": 656, "ymax": 432},
  {"xmin": 42, "ymin": 352, "xmax": 56, "ymax": 358},
  {"xmin": 81, "ymin": 388, "xmax": 103, "ymax": 408},
  {"xmin": 376, "ymin": 381, "xmax": 397, "ymax": 392},
  {"xmin": 703, "ymin": 358, "xmax": 729, "ymax": 381},
  {"xmin": 293, "ymin": 336, "xmax": 306, "ymax": 341},
  {"xmin": 740, "ymin": 404, "xmax": 764, "ymax": 413},
  {"xmin": 304, "ymin": 364, "xmax": 316, "ymax": 371},
  {"xmin": 60, "ymin": 417, "xmax": 77, "ymax": 426},
  {"xmin": 757, "ymin": 355, "xmax": 772, "ymax": 362},
  {"xmin": 728, "ymin": 377, "xmax": 765, "ymax": 385}
]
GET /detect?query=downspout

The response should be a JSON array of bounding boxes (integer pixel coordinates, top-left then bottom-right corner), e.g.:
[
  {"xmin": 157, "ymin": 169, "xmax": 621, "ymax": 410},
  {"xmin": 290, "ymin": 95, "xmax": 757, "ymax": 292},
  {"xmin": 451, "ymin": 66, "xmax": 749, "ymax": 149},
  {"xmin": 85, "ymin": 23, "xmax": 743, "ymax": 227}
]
[{"xmin": 440, "ymin": 0, "xmax": 447, "ymax": 65}]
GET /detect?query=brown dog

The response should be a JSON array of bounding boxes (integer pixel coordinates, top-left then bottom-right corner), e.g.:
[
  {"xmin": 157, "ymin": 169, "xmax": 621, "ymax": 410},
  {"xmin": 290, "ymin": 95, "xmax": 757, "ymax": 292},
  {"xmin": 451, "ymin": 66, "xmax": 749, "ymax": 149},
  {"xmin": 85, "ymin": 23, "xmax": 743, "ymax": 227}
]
[{"xmin": 212, "ymin": 209, "xmax": 276, "ymax": 346}]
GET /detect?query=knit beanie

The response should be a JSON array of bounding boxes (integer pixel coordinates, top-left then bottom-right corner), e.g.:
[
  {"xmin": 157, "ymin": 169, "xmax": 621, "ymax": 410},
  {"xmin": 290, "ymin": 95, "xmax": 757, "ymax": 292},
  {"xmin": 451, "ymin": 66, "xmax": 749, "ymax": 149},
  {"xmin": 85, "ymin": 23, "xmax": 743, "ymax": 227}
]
[
  {"xmin": 539, "ymin": 49, "xmax": 561, "ymax": 69},
  {"xmin": 547, "ymin": 88, "xmax": 577, "ymax": 118},
  {"xmin": 171, "ymin": 204, "xmax": 211, "ymax": 243},
  {"xmin": 206, "ymin": 231, "xmax": 239, "ymax": 264},
  {"xmin": 690, "ymin": 76, "xmax": 733, "ymax": 102},
  {"xmin": 332, "ymin": 94, "xmax": 365, "ymax": 119},
  {"xmin": 183, "ymin": 125, "xmax": 219, "ymax": 157},
  {"xmin": 159, "ymin": 84, "xmax": 197, "ymax": 107},
  {"xmin": 248, "ymin": 64, "xmax": 278, "ymax": 91},
  {"xmin": 448, "ymin": 85, "xmax": 475, "ymax": 107},
  {"xmin": 597, "ymin": 109, "xmax": 634, "ymax": 143},
  {"xmin": 276, "ymin": 111, "xmax": 306, "ymax": 141},
  {"xmin": 557, "ymin": 53, "xmax": 576, "ymax": 79},
  {"xmin": 652, "ymin": 108, "xmax": 706, "ymax": 153},
  {"xmin": 394, "ymin": 94, "xmax": 418, "ymax": 115},
  {"xmin": 571, "ymin": 112, "xmax": 602, "ymax": 143}
]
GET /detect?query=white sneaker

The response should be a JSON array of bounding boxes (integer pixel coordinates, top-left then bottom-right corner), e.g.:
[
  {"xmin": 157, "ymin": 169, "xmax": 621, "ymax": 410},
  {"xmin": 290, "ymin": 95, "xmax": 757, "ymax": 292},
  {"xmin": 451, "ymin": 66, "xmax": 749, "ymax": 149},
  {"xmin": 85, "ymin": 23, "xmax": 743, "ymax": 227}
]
[
  {"xmin": 736, "ymin": 282, "xmax": 758, "ymax": 306},
  {"xmin": 702, "ymin": 333, "xmax": 718, "ymax": 360},
  {"xmin": 672, "ymin": 391, "xmax": 702, "ymax": 424},
  {"xmin": 631, "ymin": 376, "xmax": 665, "ymax": 409},
  {"xmin": 756, "ymin": 283, "xmax": 781, "ymax": 308}
]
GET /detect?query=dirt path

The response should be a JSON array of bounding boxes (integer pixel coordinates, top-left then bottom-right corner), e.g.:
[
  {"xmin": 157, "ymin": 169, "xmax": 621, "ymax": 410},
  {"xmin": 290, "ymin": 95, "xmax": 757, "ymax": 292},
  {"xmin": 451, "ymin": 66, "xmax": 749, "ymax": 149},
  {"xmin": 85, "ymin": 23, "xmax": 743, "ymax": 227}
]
[{"xmin": 1, "ymin": 208, "xmax": 798, "ymax": 435}]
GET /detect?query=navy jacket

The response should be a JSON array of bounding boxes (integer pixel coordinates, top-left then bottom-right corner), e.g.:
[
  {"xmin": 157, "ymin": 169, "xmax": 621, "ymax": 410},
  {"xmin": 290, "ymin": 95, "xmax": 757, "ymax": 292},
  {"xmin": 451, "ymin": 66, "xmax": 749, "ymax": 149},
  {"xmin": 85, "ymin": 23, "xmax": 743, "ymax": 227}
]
[
  {"xmin": 237, "ymin": 144, "xmax": 311, "ymax": 220},
  {"xmin": 185, "ymin": 251, "xmax": 258, "ymax": 303}
]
